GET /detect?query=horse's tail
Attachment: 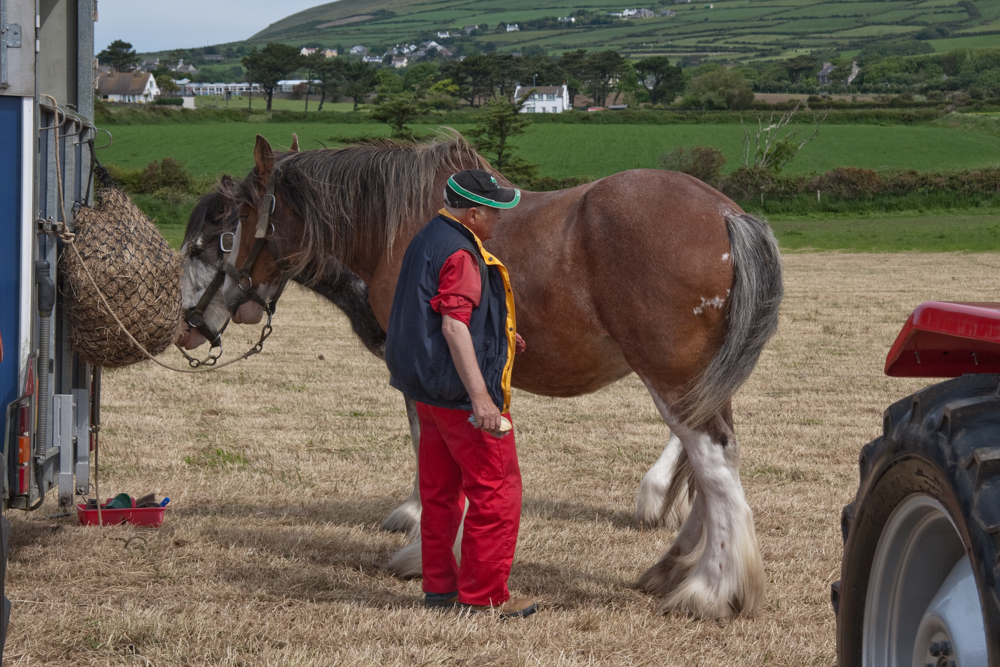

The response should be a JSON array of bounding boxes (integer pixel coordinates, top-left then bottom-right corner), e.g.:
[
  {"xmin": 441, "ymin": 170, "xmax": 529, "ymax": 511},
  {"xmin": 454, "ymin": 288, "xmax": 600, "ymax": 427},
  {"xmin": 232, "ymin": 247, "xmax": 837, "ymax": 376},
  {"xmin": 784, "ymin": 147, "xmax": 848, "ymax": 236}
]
[{"xmin": 680, "ymin": 212, "xmax": 784, "ymax": 430}]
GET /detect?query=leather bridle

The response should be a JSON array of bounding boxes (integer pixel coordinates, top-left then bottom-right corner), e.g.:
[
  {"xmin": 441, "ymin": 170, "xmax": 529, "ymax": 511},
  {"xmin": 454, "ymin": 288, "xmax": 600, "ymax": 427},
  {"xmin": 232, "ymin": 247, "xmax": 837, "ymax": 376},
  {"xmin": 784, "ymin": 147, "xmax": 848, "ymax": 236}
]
[
  {"xmin": 224, "ymin": 177, "xmax": 293, "ymax": 327},
  {"xmin": 177, "ymin": 231, "xmax": 234, "ymax": 367},
  {"xmin": 175, "ymin": 178, "xmax": 291, "ymax": 368}
]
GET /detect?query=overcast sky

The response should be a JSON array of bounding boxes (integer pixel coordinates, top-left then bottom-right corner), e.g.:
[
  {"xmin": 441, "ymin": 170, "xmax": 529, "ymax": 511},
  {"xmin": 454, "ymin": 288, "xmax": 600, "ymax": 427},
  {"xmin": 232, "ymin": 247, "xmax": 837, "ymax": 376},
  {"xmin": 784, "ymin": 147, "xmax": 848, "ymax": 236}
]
[{"xmin": 95, "ymin": 0, "xmax": 332, "ymax": 53}]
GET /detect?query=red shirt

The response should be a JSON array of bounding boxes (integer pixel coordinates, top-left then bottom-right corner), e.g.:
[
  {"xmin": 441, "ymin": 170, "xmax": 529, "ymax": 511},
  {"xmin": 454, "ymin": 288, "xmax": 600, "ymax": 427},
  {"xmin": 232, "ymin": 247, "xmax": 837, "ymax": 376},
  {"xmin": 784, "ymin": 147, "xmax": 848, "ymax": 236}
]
[{"xmin": 430, "ymin": 250, "xmax": 481, "ymax": 326}]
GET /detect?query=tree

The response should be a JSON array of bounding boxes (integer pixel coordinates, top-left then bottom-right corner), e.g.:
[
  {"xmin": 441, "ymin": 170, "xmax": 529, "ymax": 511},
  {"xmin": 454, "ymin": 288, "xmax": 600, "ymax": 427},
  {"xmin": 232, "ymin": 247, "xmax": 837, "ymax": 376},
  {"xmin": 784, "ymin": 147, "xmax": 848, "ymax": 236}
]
[
  {"xmin": 828, "ymin": 60, "xmax": 854, "ymax": 87},
  {"xmin": 155, "ymin": 74, "xmax": 180, "ymax": 96},
  {"xmin": 616, "ymin": 61, "xmax": 647, "ymax": 106},
  {"xmin": 450, "ymin": 55, "xmax": 499, "ymax": 107},
  {"xmin": 469, "ymin": 93, "xmax": 535, "ymax": 181},
  {"xmin": 489, "ymin": 53, "xmax": 524, "ymax": 101},
  {"xmin": 241, "ymin": 43, "xmax": 303, "ymax": 111},
  {"xmin": 343, "ymin": 61, "xmax": 377, "ymax": 110},
  {"xmin": 740, "ymin": 101, "xmax": 825, "ymax": 173},
  {"xmin": 688, "ymin": 68, "xmax": 755, "ymax": 110},
  {"xmin": 301, "ymin": 51, "xmax": 326, "ymax": 111},
  {"xmin": 314, "ymin": 57, "xmax": 346, "ymax": 111},
  {"xmin": 425, "ymin": 79, "xmax": 460, "ymax": 110},
  {"xmin": 586, "ymin": 50, "xmax": 627, "ymax": 106},
  {"xmin": 782, "ymin": 55, "xmax": 819, "ymax": 84},
  {"xmin": 371, "ymin": 88, "xmax": 430, "ymax": 139},
  {"xmin": 522, "ymin": 54, "xmax": 567, "ymax": 88},
  {"xmin": 636, "ymin": 56, "xmax": 686, "ymax": 105},
  {"xmin": 559, "ymin": 49, "xmax": 590, "ymax": 102},
  {"xmin": 98, "ymin": 39, "xmax": 140, "ymax": 73}
]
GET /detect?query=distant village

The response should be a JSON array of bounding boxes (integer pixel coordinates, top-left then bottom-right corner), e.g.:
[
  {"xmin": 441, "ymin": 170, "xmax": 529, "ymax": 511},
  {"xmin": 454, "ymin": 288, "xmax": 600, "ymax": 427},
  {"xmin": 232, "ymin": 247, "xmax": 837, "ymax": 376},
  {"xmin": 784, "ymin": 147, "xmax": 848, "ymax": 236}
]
[
  {"xmin": 95, "ymin": 4, "xmax": 884, "ymax": 111},
  {"xmin": 97, "ymin": 6, "xmax": 698, "ymax": 106}
]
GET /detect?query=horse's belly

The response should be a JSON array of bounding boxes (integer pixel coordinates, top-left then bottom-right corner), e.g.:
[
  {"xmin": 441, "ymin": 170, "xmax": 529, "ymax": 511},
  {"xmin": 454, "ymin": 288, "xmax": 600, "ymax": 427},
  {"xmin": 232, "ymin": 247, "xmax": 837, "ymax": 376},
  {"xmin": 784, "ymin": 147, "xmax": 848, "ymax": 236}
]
[{"xmin": 510, "ymin": 335, "xmax": 632, "ymax": 397}]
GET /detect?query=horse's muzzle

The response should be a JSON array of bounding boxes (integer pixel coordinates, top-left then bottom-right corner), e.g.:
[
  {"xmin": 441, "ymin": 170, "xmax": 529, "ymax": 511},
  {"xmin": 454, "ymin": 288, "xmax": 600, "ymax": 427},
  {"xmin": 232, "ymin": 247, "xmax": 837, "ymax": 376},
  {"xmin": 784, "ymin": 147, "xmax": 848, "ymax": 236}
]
[{"xmin": 232, "ymin": 300, "xmax": 264, "ymax": 325}]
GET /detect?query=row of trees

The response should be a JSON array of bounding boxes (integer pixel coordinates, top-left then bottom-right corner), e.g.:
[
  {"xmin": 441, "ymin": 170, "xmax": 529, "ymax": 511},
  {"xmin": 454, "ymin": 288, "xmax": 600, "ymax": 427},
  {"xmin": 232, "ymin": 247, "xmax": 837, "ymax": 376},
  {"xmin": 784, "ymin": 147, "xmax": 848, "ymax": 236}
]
[
  {"xmin": 435, "ymin": 50, "xmax": 684, "ymax": 107},
  {"xmin": 231, "ymin": 46, "xmax": 690, "ymax": 112},
  {"xmin": 239, "ymin": 44, "xmax": 380, "ymax": 111},
  {"xmin": 102, "ymin": 34, "xmax": 1000, "ymax": 113}
]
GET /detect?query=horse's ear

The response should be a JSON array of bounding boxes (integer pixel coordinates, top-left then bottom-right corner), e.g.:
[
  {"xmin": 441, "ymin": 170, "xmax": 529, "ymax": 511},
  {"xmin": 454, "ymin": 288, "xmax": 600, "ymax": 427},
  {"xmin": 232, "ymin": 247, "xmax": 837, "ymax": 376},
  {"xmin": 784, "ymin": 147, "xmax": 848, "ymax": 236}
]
[
  {"xmin": 290, "ymin": 133, "xmax": 299, "ymax": 152},
  {"xmin": 220, "ymin": 174, "xmax": 235, "ymax": 187},
  {"xmin": 253, "ymin": 135, "xmax": 274, "ymax": 185}
]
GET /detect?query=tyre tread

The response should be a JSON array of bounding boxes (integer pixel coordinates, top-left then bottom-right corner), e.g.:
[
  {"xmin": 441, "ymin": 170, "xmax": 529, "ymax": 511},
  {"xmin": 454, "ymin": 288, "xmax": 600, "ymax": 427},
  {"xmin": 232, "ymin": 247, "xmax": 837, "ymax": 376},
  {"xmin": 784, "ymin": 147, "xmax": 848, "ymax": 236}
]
[{"xmin": 837, "ymin": 373, "xmax": 1000, "ymax": 666}]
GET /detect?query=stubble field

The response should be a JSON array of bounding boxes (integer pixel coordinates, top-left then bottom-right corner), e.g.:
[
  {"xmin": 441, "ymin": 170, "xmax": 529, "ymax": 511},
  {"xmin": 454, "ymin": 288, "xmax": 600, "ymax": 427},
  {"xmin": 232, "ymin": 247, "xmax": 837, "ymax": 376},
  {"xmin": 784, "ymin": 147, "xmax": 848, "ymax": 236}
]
[{"xmin": 5, "ymin": 252, "xmax": 997, "ymax": 665}]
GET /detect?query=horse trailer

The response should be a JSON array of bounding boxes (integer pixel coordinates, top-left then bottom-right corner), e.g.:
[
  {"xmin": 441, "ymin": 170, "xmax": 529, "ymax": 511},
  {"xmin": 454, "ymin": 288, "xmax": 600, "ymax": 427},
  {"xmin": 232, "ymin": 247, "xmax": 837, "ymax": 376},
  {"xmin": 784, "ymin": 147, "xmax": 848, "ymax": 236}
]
[{"xmin": 0, "ymin": 0, "xmax": 99, "ymax": 655}]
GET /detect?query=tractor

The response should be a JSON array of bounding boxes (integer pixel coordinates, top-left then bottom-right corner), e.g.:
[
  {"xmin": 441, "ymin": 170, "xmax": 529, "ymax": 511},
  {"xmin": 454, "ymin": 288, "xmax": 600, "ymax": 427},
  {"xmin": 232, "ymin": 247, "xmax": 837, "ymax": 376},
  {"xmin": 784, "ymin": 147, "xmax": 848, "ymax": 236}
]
[{"xmin": 835, "ymin": 301, "xmax": 1000, "ymax": 666}]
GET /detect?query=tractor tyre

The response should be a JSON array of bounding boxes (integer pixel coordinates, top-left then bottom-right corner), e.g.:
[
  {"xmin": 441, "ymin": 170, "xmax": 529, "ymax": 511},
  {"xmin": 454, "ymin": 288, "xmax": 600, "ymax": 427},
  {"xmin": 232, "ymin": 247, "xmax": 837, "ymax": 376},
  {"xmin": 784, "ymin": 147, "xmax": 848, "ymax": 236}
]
[{"xmin": 834, "ymin": 373, "xmax": 1000, "ymax": 667}]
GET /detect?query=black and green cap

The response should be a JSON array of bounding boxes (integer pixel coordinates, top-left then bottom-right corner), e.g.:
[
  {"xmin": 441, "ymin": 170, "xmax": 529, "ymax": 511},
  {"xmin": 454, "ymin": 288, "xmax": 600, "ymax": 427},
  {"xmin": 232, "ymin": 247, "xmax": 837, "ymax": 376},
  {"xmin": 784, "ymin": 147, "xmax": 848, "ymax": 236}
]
[{"xmin": 445, "ymin": 169, "xmax": 520, "ymax": 209}]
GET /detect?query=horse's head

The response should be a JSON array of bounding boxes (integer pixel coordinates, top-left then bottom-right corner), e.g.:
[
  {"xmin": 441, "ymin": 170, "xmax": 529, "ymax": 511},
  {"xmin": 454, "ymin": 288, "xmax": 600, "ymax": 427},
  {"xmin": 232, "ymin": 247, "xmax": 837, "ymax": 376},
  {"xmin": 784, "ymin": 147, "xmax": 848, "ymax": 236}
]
[
  {"xmin": 176, "ymin": 175, "xmax": 240, "ymax": 351},
  {"xmin": 223, "ymin": 134, "xmax": 304, "ymax": 325}
]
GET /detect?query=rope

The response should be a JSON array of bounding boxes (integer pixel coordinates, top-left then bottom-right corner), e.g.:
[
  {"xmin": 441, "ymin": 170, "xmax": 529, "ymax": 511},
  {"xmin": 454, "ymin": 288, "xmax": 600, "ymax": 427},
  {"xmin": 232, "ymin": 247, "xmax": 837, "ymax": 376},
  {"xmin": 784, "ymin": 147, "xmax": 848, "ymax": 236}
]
[{"xmin": 44, "ymin": 94, "xmax": 274, "ymax": 375}]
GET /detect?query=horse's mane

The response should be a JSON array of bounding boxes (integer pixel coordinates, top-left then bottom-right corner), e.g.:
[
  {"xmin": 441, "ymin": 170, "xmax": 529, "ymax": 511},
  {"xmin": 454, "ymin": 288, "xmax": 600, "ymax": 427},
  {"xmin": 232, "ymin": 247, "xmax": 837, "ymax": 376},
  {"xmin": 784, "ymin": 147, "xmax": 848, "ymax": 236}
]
[
  {"xmin": 237, "ymin": 131, "xmax": 493, "ymax": 285},
  {"xmin": 184, "ymin": 177, "xmax": 241, "ymax": 243}
]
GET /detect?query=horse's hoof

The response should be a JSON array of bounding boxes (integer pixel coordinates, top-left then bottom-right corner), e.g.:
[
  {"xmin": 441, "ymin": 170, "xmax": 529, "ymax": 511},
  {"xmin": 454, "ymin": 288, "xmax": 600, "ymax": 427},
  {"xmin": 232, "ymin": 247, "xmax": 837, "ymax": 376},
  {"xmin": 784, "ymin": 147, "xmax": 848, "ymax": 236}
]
[
  {"xmin": 380, "ymin": 499, "xmax": 421, "ymax": 534},
  {"xmin": 386, "ymin": 539, "xmax": 423, "ymax": 579}
]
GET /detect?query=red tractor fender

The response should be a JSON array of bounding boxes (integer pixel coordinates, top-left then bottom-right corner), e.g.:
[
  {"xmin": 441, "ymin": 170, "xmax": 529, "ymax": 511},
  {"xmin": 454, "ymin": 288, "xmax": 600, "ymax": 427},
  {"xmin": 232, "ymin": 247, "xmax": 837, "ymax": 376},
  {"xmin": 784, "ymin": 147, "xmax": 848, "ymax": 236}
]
[{"xmin": 885, "ymin": 301, "xmax": 1000, "ymax": 377}]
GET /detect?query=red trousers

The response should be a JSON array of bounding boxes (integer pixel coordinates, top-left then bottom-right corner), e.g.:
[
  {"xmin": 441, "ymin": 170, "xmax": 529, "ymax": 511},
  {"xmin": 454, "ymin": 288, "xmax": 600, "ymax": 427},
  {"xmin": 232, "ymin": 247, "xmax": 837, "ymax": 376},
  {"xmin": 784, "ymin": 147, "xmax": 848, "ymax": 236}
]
[{"xmin": 417, "ymin": 402, "xmax": 523, "ymax": 606}]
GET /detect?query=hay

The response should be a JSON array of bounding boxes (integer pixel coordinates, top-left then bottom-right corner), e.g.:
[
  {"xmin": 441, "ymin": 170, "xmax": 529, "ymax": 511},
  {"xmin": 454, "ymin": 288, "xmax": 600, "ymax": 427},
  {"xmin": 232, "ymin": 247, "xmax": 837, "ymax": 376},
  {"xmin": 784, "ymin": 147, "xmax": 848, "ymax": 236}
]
[{"xmin": 61, "ymin": 181, "xmax": 183, "ymax": 368}]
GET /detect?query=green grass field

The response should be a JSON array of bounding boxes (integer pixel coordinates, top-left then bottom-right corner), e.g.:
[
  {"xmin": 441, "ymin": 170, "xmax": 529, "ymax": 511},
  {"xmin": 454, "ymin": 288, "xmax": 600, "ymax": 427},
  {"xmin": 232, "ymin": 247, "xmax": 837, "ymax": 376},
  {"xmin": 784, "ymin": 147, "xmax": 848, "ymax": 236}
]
[
  {"xmin": 150, "ymin": 197, "xmax": 1000, "ymax": 253},
  {"xmin": 769, "ymin": 211, "xmax": 1000, "ymax": 252},
  {"xmin": 147, "ymin": 0, "xmax": 996, "ymax": 62},
  {"xmin": 102, "ymin": 121, "xmax": 1000, "ymax": 181}
]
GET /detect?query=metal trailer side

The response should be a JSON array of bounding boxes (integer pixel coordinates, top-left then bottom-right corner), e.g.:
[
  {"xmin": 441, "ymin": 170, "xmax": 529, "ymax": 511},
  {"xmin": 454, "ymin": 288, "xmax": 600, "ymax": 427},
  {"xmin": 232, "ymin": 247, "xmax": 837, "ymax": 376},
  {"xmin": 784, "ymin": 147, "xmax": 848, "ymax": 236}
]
[{"xmin": 0, "ymin": 0, "xmax": 98, "ymax": 654}]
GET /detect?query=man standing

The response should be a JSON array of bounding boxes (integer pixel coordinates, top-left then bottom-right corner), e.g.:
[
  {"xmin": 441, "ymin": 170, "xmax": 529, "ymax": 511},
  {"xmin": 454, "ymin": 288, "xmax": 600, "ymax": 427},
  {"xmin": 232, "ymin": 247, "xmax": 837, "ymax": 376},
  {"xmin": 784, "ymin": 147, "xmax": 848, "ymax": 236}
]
[{"xmin": 385, "ymin": 169, "xmax": 536, "ymax": 619}]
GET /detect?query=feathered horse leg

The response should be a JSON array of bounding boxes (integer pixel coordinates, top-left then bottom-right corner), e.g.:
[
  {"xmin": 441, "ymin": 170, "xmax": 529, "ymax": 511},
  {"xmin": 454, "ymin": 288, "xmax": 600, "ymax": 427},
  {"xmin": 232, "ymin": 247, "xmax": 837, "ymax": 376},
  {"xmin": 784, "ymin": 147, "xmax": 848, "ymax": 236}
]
[
  {"xmin": 380, "ymin": 396, "xmax": 423, "ymax": 533},
  {"xmin": 636, "ymin": 430, "xmax": 694, "ymax": 531},
  {"xmin": 636, "ymin": 390, "xmax": 765, "ymax": 618}
]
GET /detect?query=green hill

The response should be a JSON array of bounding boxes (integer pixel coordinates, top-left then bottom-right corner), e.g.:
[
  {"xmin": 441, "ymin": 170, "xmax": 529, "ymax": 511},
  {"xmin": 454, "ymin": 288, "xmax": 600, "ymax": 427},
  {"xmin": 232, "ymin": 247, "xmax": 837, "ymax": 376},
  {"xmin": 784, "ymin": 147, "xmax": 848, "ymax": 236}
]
[{"xmin": 250, "ymin": 0, "xmax": 999, "ymax": 60}]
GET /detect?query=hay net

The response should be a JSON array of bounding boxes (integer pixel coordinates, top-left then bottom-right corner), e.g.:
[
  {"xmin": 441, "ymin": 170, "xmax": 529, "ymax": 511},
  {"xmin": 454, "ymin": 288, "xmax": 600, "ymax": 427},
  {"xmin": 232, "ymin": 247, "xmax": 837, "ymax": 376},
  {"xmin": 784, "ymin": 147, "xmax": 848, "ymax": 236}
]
[{"xmin": 61, "ymin": 165, "xmax": 183, "ymax": 368}]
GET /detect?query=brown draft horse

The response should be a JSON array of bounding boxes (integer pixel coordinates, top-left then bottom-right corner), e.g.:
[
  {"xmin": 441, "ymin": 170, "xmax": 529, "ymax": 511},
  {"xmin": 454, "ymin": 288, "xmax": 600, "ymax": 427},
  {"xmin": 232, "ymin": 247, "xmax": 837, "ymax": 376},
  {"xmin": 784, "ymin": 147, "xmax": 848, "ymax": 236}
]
[{"xmin": 221, "ymin": 132, "xmax": 783, "ymax": 619}]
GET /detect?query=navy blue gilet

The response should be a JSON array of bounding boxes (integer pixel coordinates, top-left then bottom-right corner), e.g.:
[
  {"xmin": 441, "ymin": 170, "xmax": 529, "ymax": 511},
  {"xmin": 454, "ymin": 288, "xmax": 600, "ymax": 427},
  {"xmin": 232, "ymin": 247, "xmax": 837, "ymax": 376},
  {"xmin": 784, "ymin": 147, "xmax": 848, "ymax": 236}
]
[{"xmin": 386, "ymin": 214, "xmax": 514, "ymax": 412}]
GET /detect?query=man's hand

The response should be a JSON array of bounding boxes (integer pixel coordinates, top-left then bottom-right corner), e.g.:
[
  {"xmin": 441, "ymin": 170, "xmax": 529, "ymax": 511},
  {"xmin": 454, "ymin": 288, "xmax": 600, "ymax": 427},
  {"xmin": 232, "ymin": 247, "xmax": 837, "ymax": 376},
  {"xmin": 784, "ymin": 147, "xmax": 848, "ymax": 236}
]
[
  {"xmin": 470, "ymin": 395, "xmax": 502, "ymax": 434},
  {"xmin": 515, "ymin": 333, "xmax": 525, "ymax": 354}
]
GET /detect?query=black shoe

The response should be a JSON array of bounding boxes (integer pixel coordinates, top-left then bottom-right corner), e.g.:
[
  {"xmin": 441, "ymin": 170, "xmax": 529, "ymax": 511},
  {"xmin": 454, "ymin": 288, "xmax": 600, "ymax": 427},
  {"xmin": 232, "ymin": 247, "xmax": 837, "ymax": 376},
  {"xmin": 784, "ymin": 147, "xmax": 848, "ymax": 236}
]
[{"xmin": 424, "ymin": 591, "xmax": 458, "ymax": 609}]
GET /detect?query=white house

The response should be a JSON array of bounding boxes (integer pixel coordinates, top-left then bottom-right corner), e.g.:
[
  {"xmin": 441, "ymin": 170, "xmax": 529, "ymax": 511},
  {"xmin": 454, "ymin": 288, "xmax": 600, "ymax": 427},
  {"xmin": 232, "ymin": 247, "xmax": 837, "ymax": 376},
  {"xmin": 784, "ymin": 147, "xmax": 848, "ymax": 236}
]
[
  {"xmin": 505, "ymin": 23, "xmax": 520, "ymax": 32},
  {"xmin": 362, "ymin": 55, "xmax": 382, "ymax": 63},
  {"xmin": 514, "ymin": 84, "xmax": 571, "ymax": 113},
  {"xmin": 350, "ymin": 45, "xmax": 366, "ymax": 55},
  {"xmin": 301, "ymin": 47, "xmax": 318, "ymax": 56},
  {"xmin": 392, "ymin": 56, "xmax": 408, "ymax": 69},
  {"xmin": 437, "ymin": 31, "xmax": 450, "ymax": 38},
  {"xmin": 97, "ymin": 71, "xmax": 160, "ymax": 103},
  {"xmin": 610, "ymin": 8, "xmax": 655, "ymax": 18}
]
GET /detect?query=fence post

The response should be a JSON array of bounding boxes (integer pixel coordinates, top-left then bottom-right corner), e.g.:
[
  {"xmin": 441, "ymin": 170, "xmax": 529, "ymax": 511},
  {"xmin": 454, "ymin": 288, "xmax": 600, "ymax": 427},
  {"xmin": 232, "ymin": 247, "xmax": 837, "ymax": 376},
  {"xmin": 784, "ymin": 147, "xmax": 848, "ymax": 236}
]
[{"xmin": 817, "ymin": 189, "xmax": 821, "ymax": 203}]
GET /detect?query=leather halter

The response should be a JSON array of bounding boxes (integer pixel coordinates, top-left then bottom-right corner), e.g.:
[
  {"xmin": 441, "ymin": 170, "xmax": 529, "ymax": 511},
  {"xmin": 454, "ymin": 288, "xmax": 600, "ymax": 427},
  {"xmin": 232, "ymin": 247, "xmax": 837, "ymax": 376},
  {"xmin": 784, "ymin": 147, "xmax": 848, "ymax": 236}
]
[
  {"xmin": 224, "ymin": 177, "xmax": 293, "ymax": 319},
  {"xmin": 177, "ymin": 231, "xmax": 234, "ymax": 367}
]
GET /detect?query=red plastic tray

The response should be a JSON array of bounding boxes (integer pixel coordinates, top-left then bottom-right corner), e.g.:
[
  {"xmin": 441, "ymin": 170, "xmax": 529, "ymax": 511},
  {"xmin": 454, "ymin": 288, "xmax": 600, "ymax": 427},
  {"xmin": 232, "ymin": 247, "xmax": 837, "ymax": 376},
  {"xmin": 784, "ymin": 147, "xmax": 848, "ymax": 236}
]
[{"xmin": 76, "ymin": 498, "xmax": 165, "ymax": 527}]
